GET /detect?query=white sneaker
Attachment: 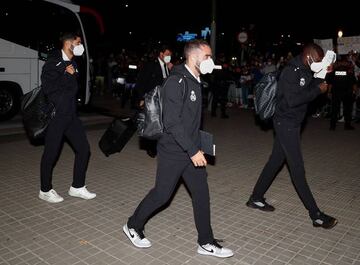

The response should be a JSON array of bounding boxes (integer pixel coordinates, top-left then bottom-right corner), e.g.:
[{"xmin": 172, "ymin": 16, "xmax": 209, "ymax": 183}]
[
  {"xmin": 197, "ymin": 242, "xmax": 234, "ymax": 258},
  {"xmin": 338, "ymin": 116, "xmax": 345, "ymax": 122},
  {"xmin": 68, "ymin": 186, "xmax": 96, "ymax": 200},
  {"xmin": 39, "ymin": 189, "xmax": 64, "ymax": 203},
  {"xmin": 123, "ymin": 224, "xmax": 151, "ymax": 248}
]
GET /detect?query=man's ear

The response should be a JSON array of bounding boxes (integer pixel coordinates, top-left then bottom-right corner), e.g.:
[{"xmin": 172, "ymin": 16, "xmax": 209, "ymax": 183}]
[
  {"xmin": 66, "ymin": 40, "xmax": 72, "ymax": 49},
  {"xmin": 64, "ymin": 40, "xmax": 71, "ymax": 49}
]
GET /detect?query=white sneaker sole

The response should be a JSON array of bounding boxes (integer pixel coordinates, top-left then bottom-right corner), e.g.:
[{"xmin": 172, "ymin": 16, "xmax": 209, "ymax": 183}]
[
  {"xmin": 38, "ymin": 194, "xmax": 64, "ymax": 203},
  {"xmin": 197, "ymin": 247, "xmax": 234, "ymax": 258},
  {"xmin": 68, "ymin": 191, "xmax": 96, "ymax": 200},
  {"xmin": 122, "ymin": 225, "xmax": 151, "ymax": 248}
]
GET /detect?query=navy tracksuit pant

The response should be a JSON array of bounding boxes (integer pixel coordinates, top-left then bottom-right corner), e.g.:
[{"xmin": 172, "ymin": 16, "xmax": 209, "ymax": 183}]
[
  {"xmin": 128, "ymin": 155, "xmax": 214, "ymax": 245},
  {"xmin": 40, "ymin": 114, "xmax": 90, "ymax": 192},
  {"xmin": 252, "ymin": 119, "xmax": 320, "ymax": 218}
]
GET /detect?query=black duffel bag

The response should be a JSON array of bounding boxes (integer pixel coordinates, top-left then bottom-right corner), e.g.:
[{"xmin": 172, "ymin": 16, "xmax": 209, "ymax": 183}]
[{"xmin": 21, "ymin": 86, "xmax": 55, "ymax": 140}]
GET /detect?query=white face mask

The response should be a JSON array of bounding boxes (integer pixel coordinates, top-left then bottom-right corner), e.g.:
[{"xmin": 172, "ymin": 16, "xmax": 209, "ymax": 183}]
[
  {"xmin": 307, "ymin": 54, "xmax": 323, "ymax": 73},
  {"xmin": 163, "ymin": 55, "xmax": 171, "ymax": 64},
  {"xmin": 310, "ymin": 62, "xmax": 323, "ymax": 72},
  {"xmin": 72, "ymin": 44, "xmax": 85, "ymax": 56},
  {"xmin": 199, "ymin": 58, "xmax": 215, "ymax": 74}
]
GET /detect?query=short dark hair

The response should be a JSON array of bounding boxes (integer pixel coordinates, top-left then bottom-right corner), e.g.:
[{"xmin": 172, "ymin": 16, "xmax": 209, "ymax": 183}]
[
  {"xmin": 183, "ymin": 39, "xmax": 210, "ymax": 59},
  {"xmin": 303, "ymin": 43, "xmax": 324, "ymax": 58},
  {"xmin": 59, "ymin": 32, "xmax": 81, "ymax": 45},
  {"xmin": 158, "ymin": 44, "xmax": 171, "ymax": 54}
]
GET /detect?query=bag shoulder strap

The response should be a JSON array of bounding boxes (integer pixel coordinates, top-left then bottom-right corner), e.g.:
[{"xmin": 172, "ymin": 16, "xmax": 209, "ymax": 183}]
[
  {"xmin": 166, "ymin": 73, "xmax": 188, "ymax": 102},
  {"xmin": 160, "ymin": 73, "xmax": 189, "ymax": 130},
  {"xmin": 50, "ymin": 56, "xmax": 75, "ymax": 108}
]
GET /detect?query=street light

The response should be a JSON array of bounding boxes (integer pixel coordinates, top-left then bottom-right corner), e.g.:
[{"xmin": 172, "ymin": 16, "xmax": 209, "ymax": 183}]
[{"xmin": 338, "ymin": 30, "xmax": 343, "ymax": 38}]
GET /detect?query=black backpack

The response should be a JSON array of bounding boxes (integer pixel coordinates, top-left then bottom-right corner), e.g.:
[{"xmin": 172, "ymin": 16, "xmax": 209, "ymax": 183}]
[
  {"xmin": 254, "ymin": 71, "xmax": 279, "ymax": 120},
  {"xmin": 137, "ymin": 73, "xmax": 188, "ymax": 140}
]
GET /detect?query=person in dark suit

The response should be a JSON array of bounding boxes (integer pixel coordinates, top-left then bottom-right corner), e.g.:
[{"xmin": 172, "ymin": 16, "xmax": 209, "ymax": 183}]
[
  {"xmin": 211, "ymin": 63, "xmax": 233, "ymax": 118},
  {"xmin": 135, "ymin": 45, "xmax": 173, "ymax": 157},
  {"xmin": 327, "ymin": 58, "xmax": 357, "ymax": 130},
  {"xmin": 39, "ymin": 32, "xmax": 96, "ymax": 203}
]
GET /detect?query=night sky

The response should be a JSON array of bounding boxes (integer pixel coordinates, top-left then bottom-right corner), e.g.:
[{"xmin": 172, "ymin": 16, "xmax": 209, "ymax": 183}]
[{"xmin": 72, "ymin": 0, "xmax": 359, "ymax": 56}]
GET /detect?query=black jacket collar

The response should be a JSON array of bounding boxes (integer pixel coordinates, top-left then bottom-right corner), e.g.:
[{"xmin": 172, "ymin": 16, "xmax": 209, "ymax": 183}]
[
  {"xmin": 172, "ymin": 63, "xmax": 201, "ymax": 85},
  {"xmin": 290, "ymin": 55, "xmax": 311, "ymax": 73}
]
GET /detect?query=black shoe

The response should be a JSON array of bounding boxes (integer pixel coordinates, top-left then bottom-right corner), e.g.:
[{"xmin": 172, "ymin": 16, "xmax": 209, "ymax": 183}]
[
  {"xmin": 211, "ymin": 113, "xmax": 217, "ymax": 117},
  {"xmin": 221, "ymin": 114, "xmax": 229, "ymax": 119},
  {"xmin": 246, "ymin": 196, "xmax": 275, "ymax": 212},
  {"xmin": 311, "ymin": 211, "xmax": 338, "ymax": 229},
  {"xmin": 329, "ymin": 125, "xmax": 336, "ymax": 131},
  {"xmin": 344, "ymin": 124, "xmax": 355, "ymax": 130}
]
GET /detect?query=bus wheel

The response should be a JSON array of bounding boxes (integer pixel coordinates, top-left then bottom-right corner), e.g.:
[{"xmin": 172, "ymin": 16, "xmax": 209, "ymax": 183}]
[{"xmin": 0, "ymin": 86, "xmax": 20, "ymax": 121}]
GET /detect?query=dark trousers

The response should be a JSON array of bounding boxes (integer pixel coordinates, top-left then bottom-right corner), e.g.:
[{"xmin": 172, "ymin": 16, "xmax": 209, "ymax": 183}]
[
  {"xmin": 211, "ymin": 89, "xmax": 227, "ymax": 116},
  {"xmin": 40, "ymin": 114, "xmax": 90, "ymax": 192},
  {"xmin": 331, "ymin": 93, "xmax": 353, "ymax": 127},
  {"xmin": 128, "ymin": 156, "xmax": 214, "ymax": 245},
  {"xmin": 252, "ymin": 119, "xmax": 320, "ymax": 217},
  {"xmin": 139, "ymin": 138, "xmax": 157, "ymax": 157}
]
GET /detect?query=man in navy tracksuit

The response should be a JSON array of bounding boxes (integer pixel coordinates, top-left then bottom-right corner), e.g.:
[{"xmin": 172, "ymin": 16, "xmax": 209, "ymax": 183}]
[
  {"xmin": 39, "ymin": 32, "xmax": 96, "ymax": 203},
  {"xmin": 123, "ymin": 40, "xmax": 233, "ymax": 258},
  {"xmin": 246, "ymin": 44, "xmax": 337, "ymax": 229}
]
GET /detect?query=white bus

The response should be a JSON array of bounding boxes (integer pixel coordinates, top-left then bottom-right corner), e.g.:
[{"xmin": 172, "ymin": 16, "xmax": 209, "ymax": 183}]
[{"xmin": 0, "ymin": 0, "xmax": 92, "ymax": 121}]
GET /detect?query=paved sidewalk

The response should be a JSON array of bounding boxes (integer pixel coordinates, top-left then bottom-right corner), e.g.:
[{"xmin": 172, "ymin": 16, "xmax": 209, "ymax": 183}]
[
  {"xmin": 0, "ymin": 109, "xmax": 359, "ymax": 265},
  {"xmin": 0, "ymin": 113, "xmax": 113, "ymax": 137}
]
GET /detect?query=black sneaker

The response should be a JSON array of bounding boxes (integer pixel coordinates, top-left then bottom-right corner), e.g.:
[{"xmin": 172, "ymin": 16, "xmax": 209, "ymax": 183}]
[
  {"xmin": 311, "ymin": 212, "xmax": 338, "ymax": 229},
  {"xmin": 344, "ymin": 124, "xmax": 355, "ymax": 130},
  {"xmin": 246, "ymin": 196, "xmax": 275, "ymax": 212}
]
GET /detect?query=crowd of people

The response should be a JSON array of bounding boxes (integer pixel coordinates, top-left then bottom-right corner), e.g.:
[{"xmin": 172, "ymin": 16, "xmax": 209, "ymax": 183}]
[{"xmin": 90, "ymin": 45, "xmax": 360, "ymax": 128}]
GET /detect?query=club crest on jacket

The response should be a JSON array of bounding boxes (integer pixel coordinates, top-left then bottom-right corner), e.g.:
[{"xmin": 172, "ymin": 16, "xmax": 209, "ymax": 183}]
[
  {"xmin": 300, "ymin": 78, "xmax": 306, "ymax": 86},
  {"xmin": 190, "ymin": 90, "xmax": 196, "ymax": 102}
]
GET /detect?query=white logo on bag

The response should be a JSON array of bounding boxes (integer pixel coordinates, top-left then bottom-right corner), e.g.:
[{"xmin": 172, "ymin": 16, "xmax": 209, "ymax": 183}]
[
  {"xmin": 335, "ymin": 71, "xmax": 347, "ymax": 76},
  {"xmin": 300, "ymin": 78, "xmax": 306, "ymax": 86},
  {"xmin": 190, "ymin": 90, "xmax": 196, "ymax": 102}
]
